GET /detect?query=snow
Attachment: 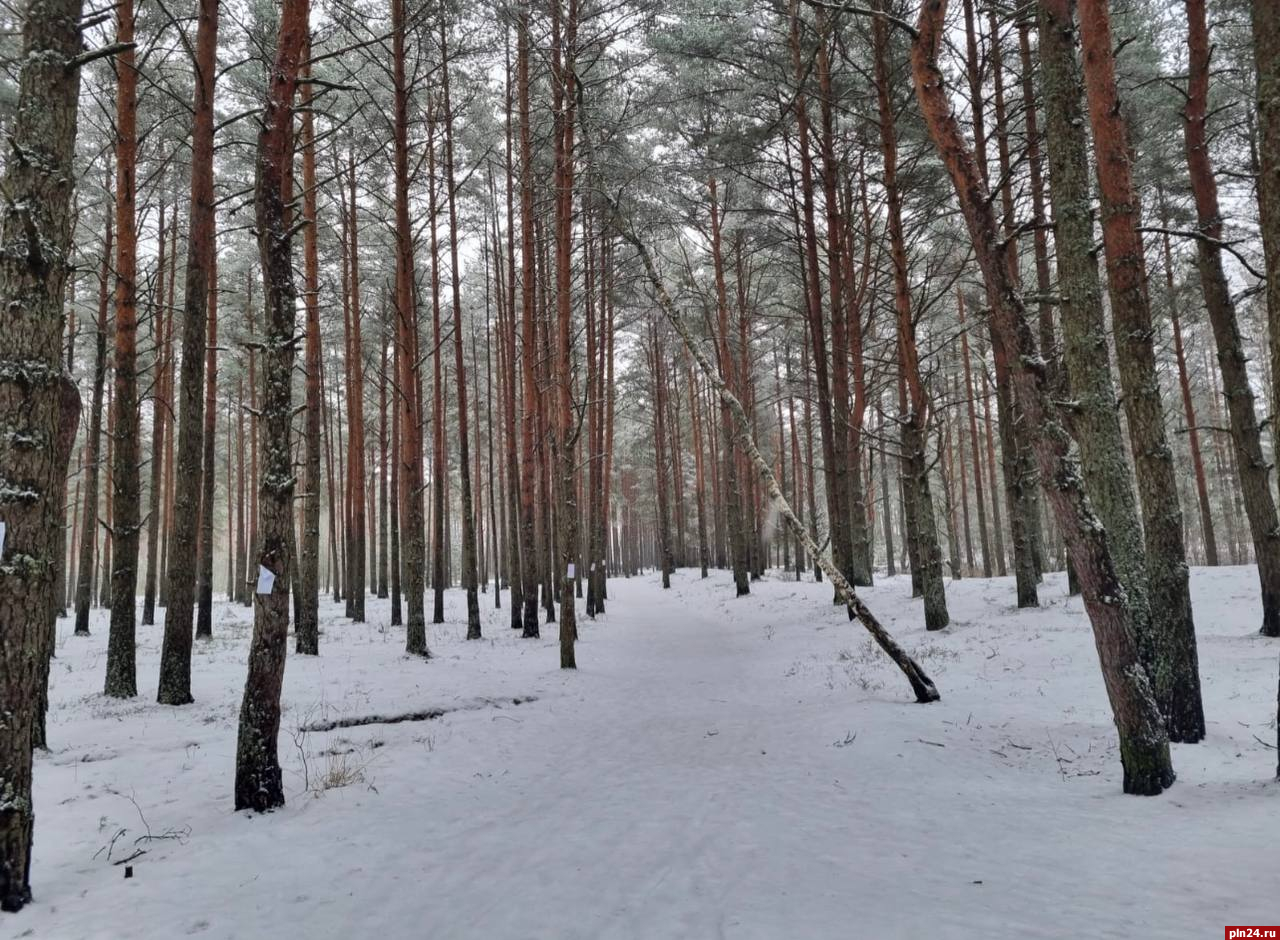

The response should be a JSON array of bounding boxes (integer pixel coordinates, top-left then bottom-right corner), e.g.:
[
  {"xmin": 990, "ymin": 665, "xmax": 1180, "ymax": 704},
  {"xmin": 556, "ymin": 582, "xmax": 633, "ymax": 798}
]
[{"xmin": 16, "ymin": 565, "xmax": 1280, "ymax": 939}]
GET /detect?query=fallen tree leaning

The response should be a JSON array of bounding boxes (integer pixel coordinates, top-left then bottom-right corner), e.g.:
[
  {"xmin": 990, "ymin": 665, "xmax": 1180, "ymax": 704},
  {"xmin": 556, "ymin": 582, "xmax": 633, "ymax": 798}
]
[{"xmin": 612, "ymin": 215, "xmax": 940, "ymax": 704}]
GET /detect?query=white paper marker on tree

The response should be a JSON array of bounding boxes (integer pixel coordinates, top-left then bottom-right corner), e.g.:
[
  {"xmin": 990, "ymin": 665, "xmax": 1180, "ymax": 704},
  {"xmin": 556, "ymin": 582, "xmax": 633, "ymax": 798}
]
[
  {"xmin": 256, "ymin": 565, "xmax": 276, "ymax": 596},
  {"xmin": 0, "ymin": 521, "xmax": 6, "ymax": 556},
  {"xmin": 567, "ymin": 563, "xmax": 575, "ymax": 579}
]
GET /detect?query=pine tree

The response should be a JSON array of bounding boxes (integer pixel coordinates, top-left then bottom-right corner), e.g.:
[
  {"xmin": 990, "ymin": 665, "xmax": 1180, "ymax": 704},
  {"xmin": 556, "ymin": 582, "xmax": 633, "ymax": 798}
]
[
  {"xmin": 159, "ymin": 0, "xmax": 220, "ymax": 705},
  {"xmin": 913, "ymin": 0, "xmax": 1174, "ymax": 794},
  {"xmin": 0, "ymin": 0, "xmax": 88, "ymax": 904},
  {"xmin": 234, "ymin": 0, "xmax": 308, "ymax": 812}
]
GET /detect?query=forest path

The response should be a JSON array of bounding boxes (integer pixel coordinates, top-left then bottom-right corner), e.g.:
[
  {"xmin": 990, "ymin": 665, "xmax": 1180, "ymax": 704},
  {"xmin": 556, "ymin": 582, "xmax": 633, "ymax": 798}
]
[{"xmin": 14, "ymin": 567, "xmax": 1280, "ymax": 939}]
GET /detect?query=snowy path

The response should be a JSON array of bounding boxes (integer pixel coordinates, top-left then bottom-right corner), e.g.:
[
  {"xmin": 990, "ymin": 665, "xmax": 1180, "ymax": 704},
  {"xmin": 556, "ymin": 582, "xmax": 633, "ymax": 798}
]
[{"xmin": 15, "ymin": 567, "xmax": 1280, "ymax": 939}]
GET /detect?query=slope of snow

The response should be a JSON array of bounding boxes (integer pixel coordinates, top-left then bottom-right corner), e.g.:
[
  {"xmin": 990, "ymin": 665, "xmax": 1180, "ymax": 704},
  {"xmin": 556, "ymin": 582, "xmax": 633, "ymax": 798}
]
[{"xmin": 13, "ymin": 565, "xmax": 1279, "ymax": 939}]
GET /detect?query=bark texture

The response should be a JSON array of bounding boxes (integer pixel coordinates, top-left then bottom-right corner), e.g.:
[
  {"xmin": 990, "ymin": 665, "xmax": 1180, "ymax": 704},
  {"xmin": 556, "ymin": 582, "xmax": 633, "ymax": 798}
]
[
  {"xmin": 158, "ymin": 0, "xmax": 219, "ymax": 704},
  {"xmin": 1181, "ymin": 0, "xmax": 1280, "ymax": 639},
  {"xmin": 74, "ymin": 209, "xmax": 112, "ymax": 635},
  {"xmin": 1077, "ymin": 0, "xmax": 1203, "ymax": 738},
  {"xmin": 1254, "ymin": 0, "xmax": 1280, "ymax": 482},
  {"xmin": 391, "ymin": 0, "xmax": 428, "ymax": 655},
  {"xmin": 913, "ymin": 0, "xmax": 1174, "ymax": 794},
  {"xmin": 105, "ymin": 0, "xmax": 142, "ymax": 700},
  {"xmin": 872, "ymin": 6, "xmax": 948, "ymax": 629},
  {"xmin": 1037, "ymin": 0, "xmax": 1183, "ymax": 738},
  {"xmin": 235, "ymin": 0, "xmax": 306, "ymax": 812},
  {"xmin": 517, "ymin": 10, "xmax": 542, "ymax": 638},
  {"xmin": 0, "ymin": 0, "xmax": 86, "ymax": 905},
  {"xmin": 297, "ymin": 35, "xmax": 322, "ymax": 656}
]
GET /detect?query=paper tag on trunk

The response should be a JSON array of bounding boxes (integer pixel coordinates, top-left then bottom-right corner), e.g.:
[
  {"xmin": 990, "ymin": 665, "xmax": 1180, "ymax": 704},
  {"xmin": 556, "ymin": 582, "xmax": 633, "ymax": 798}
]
[
  {"xmin": 566, "ymin": 563, "xmax": 575, "ymax": 579},
  {"xmin": 256, "ymin": 565, "xmax": 276, "ymax": 595},
  {"xmin": 0, "ymin": 521, "xmax": 6, "ymax": 556}
]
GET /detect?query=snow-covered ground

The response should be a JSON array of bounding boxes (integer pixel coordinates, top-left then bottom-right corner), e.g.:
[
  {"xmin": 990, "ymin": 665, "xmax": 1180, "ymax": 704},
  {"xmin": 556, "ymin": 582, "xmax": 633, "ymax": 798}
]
[{"xmin": 15, "ymin": 565, "xmax": 1279, "ymax": 939}]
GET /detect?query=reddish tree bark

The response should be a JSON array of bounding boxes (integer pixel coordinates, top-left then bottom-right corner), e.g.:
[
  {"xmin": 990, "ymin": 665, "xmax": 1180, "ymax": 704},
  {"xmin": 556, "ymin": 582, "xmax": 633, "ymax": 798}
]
[
  {"xmin": 787, "ymin": 0, "xmax": 847, "ymax": 593},
  {"xmin": 235, "ymin": 0, "xmax": 307, "ymax": 812},
  {"xmin": 872, "ymin": 6, "xmax": 947, "ymax": 628},
  {"xmin": 913, "ymin": 0, "xmax": 1173, "ymax": 794},
  {"xmin": 1180, "ymin": 0, "xmax": 1280, "ymax": 637},
  {"xmin": 159, "ymin": 0, "xmax": 219, "ymax": 703},
  {"xmin": 1158, "ymin": 216, "xmax": 1217, "ymax": 566},
  {"xmin": 297, "ymin": 35, "xmax": 323, "ymax": 653},
  {"xmin": 1077, "ymin": 0, "xmax": 1203, "ymax": 736},
  {"xmin": 709, "ymin": 178, "xmax": 750, "ymax": 595},
  {"xmin": 105, "ymin": 0, "xmax": 141, "ymax": 699}
]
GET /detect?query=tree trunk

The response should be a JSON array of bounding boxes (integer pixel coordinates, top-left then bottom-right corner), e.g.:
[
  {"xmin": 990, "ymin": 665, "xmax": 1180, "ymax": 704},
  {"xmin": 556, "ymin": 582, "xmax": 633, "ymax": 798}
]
[
  {"xmin": 879, "ymin": 400, "xmax": 896, "ymax": 578},
  {"xmin": 940, "ymin": 420, "xmax": 962, "ymax": 579},
  {"xmin": 1252, "ymin": 0, "xmax": 1280, "ymax": 510},
  {"xmin": 913, "ymin": 0, "xmax": 1174, "ymax": 794},
  {"xmin": 296, "ymin": 34, "xmax": 322, "ymax": 655},
  {"xmin": 788, "ymin": 0, "xmax": 846, "ymax": 595},
  {"xmin": 100, "ymin": 383, "xmax": 113, "ymax": 608},
  {"xmin": 814, "ymin": 10, "xmax": 859, "ymax": 588},
  {"xmin": 75, "ymin": 205, "xmax": 112, "ymax": 635},
  {"xmin": 105, "ymin": 0, "xmax": 142, "ymax": 700},
  {"xmin": 846, "ymin": 174, "xmax": 875, "ymax": 586},
  {"xmin": 0, "ymin": 0, "xmax": 85, "ymax": 900},
  {"xmin": 989, "ymin": 6, "xmax": 1045, "ymax": 592},
  {"xmin": 389, "ymin": 319, "xmax": 403, "ymax": 626},
  {"xmin": 344, "ymin": 153, "xmax": 367, "ymax": 620},
  {"xmin": 709, "ymin": 179, "xmax": 750, "ymax": 596},
  {"xmin": 427, "ymin": 104, "xmax": 447, "ymax": 627},
  {"xmin": 195, "ymin": 253, "xmax": 218, "ymax": 640},
  {"xmin": 1158, "ymin": 215, "xmax": 1217, "ymax": 566},
  {"xmin": 872, "ymin": 7, "xmax": 947, "ymax": 628},
  {"xmin": 517, "ymin": 10, "xmax": 542, "ymax": 638},
  {"xmin": 1039, "ymin": 0, "xmax": 1187, "ymax": 740},
  {"xmin": 1017, "ymin": 20, "xmax": 1057, "ymax": 369},
  {"xmin": 235, "ymin": 0, "xmax": 306, "ymax": 812},
  {"xmin": 378, "ymin": 308, "xmax": 389, "ymax": 599},
  {"xmin": 142, "ymin": 202, "xmax": 168, "ymax": 626},
  {"xmin": 442, "ymin": 22, "xmax": 481, "ymax": 639},
  {"xmin": 551, "ymin": 0, "xmax": 580, "ymax": 666},
  {"xmin": 392, "ymin": 0, "xmax": 428, "ymax": 655},
  {"xmin": 897, "ymin": 371, "xmax": 922, "ymax": 597},
  {"xmin": 236, "ymin": 379, "xmax": 247, "ymax": 604},
  {"xmin": 322, "ymin": 341, "xmax": 341, "ymax": 603},
  {"xmin": 689, "ymin": 353, "xmax": 710, "ymax": 579},
  {"xmin": 158, "ymin": 0, "xmax": 218, "ymax": 704},
  {"xmin": 957, "ymin": 293, "xmax": 992, "ymax": 577},
  {"xmin": 159, "ymin": 215, "xmax": 179, "ymax": 608},
  {"xmin": 960, "ymin": 0, "xmax": 1027, "ymax": 593},
  {"xmin": 1181, "ymin": 0, "xmax": 1280, "ymax": 637},
  {"xmin": 1076, "ymin": 0, "xmax": 1203, "ymax": 738}
]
